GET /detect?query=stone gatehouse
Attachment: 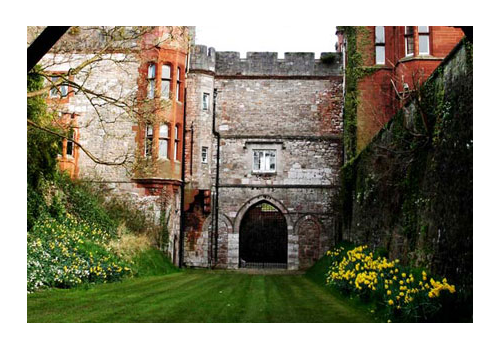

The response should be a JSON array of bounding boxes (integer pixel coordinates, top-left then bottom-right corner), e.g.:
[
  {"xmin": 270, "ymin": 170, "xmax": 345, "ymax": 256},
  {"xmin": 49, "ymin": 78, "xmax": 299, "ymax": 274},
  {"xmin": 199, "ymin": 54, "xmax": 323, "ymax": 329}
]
[
  {"xmin": 36, "ymin": 26, "xmax": 344, "ymax": 270},
  {"xmin": 183, "ymin": 46, "xmax": 344, "ymax": 270}
]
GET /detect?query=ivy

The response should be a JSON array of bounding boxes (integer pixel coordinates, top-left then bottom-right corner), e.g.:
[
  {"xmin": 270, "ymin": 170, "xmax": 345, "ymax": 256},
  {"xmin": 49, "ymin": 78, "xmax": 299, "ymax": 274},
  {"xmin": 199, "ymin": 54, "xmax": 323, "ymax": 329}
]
[{"xmin": 338, "ymin": 26, "xmax": 381, "ymax": 161}]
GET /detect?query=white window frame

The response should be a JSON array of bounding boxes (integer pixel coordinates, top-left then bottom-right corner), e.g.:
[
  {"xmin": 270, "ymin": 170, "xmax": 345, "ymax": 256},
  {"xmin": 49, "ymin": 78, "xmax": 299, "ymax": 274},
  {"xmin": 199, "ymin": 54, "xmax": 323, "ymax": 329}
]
[
  {"xmin": 201, "ymin": 146, "xmax": 208, "ymax": 164},
  {"xmin": 375, "ymin": 26, "xmax": 385, "ymax": 65},
  {"xmin": 252, "ymin": 149, "xmax": 277, "ymax": 173},
  {"xmin": 202, "ymin": 92, "xmax": 210, "ymax": 110},
  {"xmin": 418, "ymin": 26, "xmax": 430, "ymax": 55},
  {"xmin": 159, "ymin": 124, "xmax": 170, "ymax": 159},
  {"xmin": 405, "ymin": 26, "xmax": 415, "ymax": 57}
]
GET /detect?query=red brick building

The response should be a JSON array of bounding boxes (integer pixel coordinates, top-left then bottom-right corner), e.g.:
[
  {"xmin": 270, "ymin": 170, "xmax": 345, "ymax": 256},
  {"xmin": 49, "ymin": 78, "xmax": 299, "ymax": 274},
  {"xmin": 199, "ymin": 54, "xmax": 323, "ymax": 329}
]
[{"xmin": 336, "ymin": 26, "xmax": 464, "ymax": 154}]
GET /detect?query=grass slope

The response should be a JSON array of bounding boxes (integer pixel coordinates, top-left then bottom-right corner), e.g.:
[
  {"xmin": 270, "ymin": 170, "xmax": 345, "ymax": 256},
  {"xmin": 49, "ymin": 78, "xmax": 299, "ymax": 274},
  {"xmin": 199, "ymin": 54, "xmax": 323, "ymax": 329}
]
[{"xmin": 27, "ymin": 270, "xmax": 375, "ymax": 323}]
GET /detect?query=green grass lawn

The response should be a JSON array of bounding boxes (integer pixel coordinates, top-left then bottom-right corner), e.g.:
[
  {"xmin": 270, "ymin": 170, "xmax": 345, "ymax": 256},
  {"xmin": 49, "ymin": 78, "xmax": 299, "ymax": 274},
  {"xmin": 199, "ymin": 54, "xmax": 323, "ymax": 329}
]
[{"xmin": 27, "ymin": 270, "xmax": 376, "ymax": 322}]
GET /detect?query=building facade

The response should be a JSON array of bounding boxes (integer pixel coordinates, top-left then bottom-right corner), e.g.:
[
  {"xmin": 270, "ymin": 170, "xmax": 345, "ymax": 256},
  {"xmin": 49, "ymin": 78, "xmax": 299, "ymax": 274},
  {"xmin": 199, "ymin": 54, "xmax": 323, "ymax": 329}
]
[
  {"xmin": 183, "ymin": 47, "xmax": 344, "ymax": 269},
  {"xmin": 336, "ymin": 26, "xmax": 464, "ymax": 155},
  {"xmin": 36, "ymin": 26, "xmax": 192, "ymax": 264}
]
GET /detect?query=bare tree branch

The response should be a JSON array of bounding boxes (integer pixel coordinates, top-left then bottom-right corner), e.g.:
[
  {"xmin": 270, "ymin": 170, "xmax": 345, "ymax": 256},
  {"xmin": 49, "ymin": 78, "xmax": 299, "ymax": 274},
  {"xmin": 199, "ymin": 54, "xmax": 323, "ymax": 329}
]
[{"xmin": 27, "ymin": 119, "xmax": 130, "ymax": 166}]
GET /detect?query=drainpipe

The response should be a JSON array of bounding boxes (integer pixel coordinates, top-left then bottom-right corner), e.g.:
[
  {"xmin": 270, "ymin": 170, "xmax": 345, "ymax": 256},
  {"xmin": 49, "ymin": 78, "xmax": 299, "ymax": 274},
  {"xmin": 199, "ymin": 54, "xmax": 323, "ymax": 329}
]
[
  {"xmin": 211, "ymin": 88, "xmax": 220, "ymax": 268},
  {"xmin": 179, "ymin": 86, "xmax": 187, "ymax": 268},
  {"xmin": 190, "ymin": 121, "xmax": 194, "ymax": 176}
]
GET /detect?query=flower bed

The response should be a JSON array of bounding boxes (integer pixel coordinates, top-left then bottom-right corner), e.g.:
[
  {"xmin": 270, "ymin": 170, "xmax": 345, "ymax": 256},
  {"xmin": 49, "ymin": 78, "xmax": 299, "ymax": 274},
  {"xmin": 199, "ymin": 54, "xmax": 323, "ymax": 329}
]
[
  {"xmin": 27, "ymin": 213, "xmax": 131, "ymax": 293},
  {"xmin": 326, "ymin": 245, "xmax": 456, "ymax": 322}
]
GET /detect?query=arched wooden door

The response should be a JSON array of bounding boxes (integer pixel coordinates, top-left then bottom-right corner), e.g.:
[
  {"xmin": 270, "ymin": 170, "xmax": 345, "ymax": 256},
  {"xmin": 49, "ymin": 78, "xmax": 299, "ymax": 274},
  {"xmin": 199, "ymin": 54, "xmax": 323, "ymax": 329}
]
[{"xmin": 239, "ymin": 201, "xmax": 287, "ymax": 268}]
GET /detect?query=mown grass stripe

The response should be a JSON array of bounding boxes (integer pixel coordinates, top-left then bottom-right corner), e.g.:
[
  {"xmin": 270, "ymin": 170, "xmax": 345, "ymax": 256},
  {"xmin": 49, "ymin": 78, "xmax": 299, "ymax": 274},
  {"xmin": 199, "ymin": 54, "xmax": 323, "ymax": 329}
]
[{"xmin": 27, "ymin": 271, "xmax": 378, "ymax": 323}]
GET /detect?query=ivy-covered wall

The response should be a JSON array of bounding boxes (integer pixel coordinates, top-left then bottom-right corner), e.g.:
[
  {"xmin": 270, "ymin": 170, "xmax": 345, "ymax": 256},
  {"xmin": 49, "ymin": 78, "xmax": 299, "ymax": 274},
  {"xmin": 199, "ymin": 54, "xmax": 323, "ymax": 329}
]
[{"xmin": 341, "ymin": 39, "xmax": 472, "ymax": 295}]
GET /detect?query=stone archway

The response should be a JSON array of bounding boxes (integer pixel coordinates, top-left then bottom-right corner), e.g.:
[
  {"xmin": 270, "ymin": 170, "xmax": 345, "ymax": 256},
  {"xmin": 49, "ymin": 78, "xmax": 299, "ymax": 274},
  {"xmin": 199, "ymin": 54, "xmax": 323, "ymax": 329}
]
[
  {"xmin": 239, "ymin": 201, "xmax": 288, "ymax": 268},
  {"xmin": 233, "ymin": 195, "xmax": 294, "ymax": 269}
]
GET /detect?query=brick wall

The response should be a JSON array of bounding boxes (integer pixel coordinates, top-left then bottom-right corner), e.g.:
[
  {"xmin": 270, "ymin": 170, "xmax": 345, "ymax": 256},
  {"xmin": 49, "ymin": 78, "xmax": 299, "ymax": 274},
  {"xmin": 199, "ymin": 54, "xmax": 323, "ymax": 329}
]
[{"xmin": 339, "ymin": 26, "xmax": 464, "ymax": 153}]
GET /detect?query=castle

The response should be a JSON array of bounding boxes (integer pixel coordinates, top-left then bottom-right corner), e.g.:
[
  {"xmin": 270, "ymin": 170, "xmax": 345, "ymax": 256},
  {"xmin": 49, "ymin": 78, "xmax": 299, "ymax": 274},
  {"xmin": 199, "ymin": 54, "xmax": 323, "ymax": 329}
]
[{"xmin": 32, "ymin": 26, "xmax": 464, "ymax": 270}]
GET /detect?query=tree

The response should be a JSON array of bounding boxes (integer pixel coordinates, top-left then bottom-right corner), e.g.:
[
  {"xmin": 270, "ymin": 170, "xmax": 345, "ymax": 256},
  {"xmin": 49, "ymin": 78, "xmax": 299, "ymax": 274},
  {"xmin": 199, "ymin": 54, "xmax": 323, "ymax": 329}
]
[{"xmin": 26, "ymin": 26, "xmax": 192, "ymax": 169}]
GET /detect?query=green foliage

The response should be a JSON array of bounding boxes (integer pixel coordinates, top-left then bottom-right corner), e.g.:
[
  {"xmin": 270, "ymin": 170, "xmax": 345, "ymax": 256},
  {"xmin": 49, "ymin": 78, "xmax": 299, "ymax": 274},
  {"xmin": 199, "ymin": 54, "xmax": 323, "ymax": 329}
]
[
  {"xmin": 131, "ymin": 249, "xmax": 179, "ymax": 276},
  {"xmin": 27, "ymin": 173, "xmax": 174, "ymax": 293},
  {"xmin": 319, "ymin": 52, "xmax": 337, "ymax": 64},
  {"xmin": 338, "ymin": 26, "xmax": 380, "ymax": 161},
  {"xmin": 27, "ymin": 183, "xmax": 48, "ymax": 230},
  {"xmin": 58, "ymin": 176, "xmax": 118, "ymax": 235},
  {"xmin": 27, "ymin": 67, "xmax": 61, "ymax": 188},
  {"xmin": 340, "ymin": 158, "xmax": 358, "ymax": 229},
  {"xmin": 27, "ymin": 213, "xmax": 131, "ymax": 292}
]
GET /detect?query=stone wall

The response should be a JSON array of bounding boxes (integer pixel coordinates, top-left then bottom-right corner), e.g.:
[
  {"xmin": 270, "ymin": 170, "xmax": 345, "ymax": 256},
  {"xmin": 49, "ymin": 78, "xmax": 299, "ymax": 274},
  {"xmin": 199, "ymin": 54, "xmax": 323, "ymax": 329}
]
[
  {"xmin": 39, "ymin": 26, "xmax": 192, "ymax": 266},
  {"xmin": 43, "ymin": 53, "xmax": 140, "ymax": 182},
  {"xmin": 215, "ymin": 51, "xmax": 342, "ymax": 76},
  {"xmin": 184, "ymin": 46, "xmax": 344, "ymax": 270},
  {"xmin": 341, "ymin": 39, "xmax": 472, "ymax": 292}
]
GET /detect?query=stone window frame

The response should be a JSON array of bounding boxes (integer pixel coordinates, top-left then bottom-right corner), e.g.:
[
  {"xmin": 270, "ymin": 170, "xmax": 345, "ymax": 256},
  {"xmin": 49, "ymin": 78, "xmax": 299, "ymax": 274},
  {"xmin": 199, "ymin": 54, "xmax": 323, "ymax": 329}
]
[
  {"xmin": 147, "ymin": 63, "xmax": 156, "ymax": 99},
  {"xmin": 252, "ymin": 149, "xmax": 277, "ymax": 173},
  {"xmin": 65, "ymin": 129, "xmax": 76, "ymax": 158},
  {"xmin": 57, "ymin": 112, "xmax": 78, "ymax": 160},
  {"xmin": 202, "ymin": 92, "xmax": 210, "ymax": 111},
  {"xmin": 161, "ymin": 64, "xmax": 172, "ymax": 100},
  {"xmin": 159, "ymin": 123, "xmax": 171, "ymax": 159},
  {"xmin": 176, "ymin": 66, "xmax": 184, "ymax": 102},
  {"xmin": 174, "ymin": 124, "xmax": 181, "ymax": 161},
  {"xmin": 201, "ymin": 146, "xmax": 209, "ymax": 164},
  {"xmin": 245, "ymin": 142, "xmax": 283, "ymax": 176},
  {"xmin": 145, "ymin": 123, "xmax": 154, "ymax": 157}
]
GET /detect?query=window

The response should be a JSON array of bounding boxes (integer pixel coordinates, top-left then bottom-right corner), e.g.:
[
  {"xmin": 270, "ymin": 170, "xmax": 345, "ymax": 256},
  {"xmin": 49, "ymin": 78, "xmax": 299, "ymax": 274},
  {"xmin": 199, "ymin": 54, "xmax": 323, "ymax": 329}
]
[
  {"xmin": 202, "ymin": 93, "xmax": 210, "ymax": 110},
  {"xmin": 253, "ymin": 150, "xmax": 276, "ymax": 173},
  {"xmin": 159, "ymin": 124, "xmax": 170, "ymax": 159},
  {"xmin": 49, "ymin": 76, "xmax": 68, "ymax": 98},
  {"xmin": 201, "ymin": 146, "xmax": 208, "ymax": 164},
  {"xmin": 145, "ymin": 124, "xmax": 153, "ymax": 156},
  {"xmin": 66, "ymin": 130, "xmax": 75, "ymax": 157},
  {"xmin": 418, "ymin": 26, "xmax": 430, "ymax": 55},
  {"xmin": 176, "ymin": 67, "xmax": 182, "ymax": 101},
  {"xmin": 405, "ymin": 26, "xmax": 415, "ymax": 56},
  {"xmin": 174, "ymin": 125, "xmax": 180, "ymax": 160},
  {"xmin": 161, "ymin": 65, "xmax": 171, "ymax": 99},
  {"xmin": 375, "ymin": 26, "xmax": 385, "ymax": 65},
  {"xmin": 147, "ymin": 64, "xmax": 156, "ymax": 99}
]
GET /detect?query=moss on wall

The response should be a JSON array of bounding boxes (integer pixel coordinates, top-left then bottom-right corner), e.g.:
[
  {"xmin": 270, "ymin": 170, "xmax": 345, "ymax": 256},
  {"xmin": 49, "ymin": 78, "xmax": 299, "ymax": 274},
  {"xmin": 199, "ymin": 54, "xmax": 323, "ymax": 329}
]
[
  {"xmin": 340, "ymin": 39, "xmax": 472, "ymax": 300},
  {"xmin": 338, "ymin": 26, "xmax": 381, "ymax": 161}
]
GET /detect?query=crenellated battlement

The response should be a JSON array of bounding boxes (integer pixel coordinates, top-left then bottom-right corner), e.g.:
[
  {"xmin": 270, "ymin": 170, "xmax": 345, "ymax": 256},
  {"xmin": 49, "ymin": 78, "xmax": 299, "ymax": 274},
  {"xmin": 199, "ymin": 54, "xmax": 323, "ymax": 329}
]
[
  {"xmin": 189, "ymin": 45, "xmax": 216, "ymax": 73},
  {"xmin": 215, "ymin": 51, "xmax": 342, "ymax": 77},
  {"xmin": 189, "ymin": 44, "xmax": 342, "ymax": 77}
]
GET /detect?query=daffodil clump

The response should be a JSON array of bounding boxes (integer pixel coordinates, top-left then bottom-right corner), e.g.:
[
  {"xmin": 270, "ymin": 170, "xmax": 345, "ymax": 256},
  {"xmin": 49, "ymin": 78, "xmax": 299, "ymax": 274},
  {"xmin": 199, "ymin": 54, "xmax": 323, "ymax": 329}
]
[
  {"xmin": 326, "ymin": 245, "xmax": 456, "ymax": 322},
  {"xmin": 27, "ymin": 213, "xmax": 131, "ymax": 293}
]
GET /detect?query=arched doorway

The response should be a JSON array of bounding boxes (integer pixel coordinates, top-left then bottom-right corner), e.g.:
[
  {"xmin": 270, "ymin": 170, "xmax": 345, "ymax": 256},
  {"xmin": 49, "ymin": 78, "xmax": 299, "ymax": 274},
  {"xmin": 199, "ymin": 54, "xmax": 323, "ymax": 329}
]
[{"xmin": 239, "ymin": 201, "xmax": 287, "ymax": 269}]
